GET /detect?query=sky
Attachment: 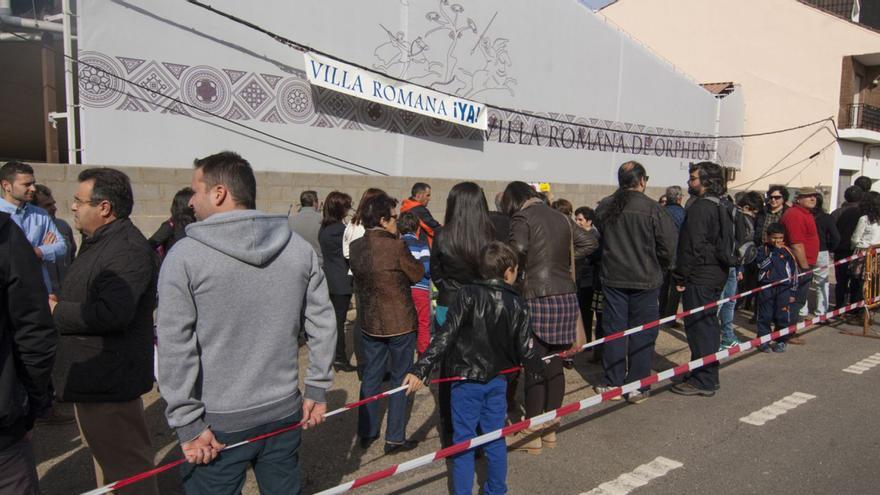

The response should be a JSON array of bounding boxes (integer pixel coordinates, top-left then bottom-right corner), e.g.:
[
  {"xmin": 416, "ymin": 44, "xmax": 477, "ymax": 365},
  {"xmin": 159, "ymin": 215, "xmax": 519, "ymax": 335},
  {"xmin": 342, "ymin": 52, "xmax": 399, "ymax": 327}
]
[{"xmin": 578, "ymin": 0, "xmax": 616, "ymax": 10}]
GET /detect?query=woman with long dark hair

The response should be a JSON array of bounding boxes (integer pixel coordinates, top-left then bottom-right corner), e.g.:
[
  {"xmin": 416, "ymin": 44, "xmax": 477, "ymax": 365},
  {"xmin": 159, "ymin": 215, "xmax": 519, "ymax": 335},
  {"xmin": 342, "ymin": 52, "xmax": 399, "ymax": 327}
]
[
  {"xmin": 149, "ymin": 187, "xmax": 195, "ymax": 258},
  {"xmin": 319, "ymin": 191, "xmax": 356, "ymax": 372},
  {"xmin": 502, "ymin": 181, "xmax": 590, "ymax": 454},
  {"xmin": 430, "ymin": 181, "xmax": 494, "ymax": 446}
]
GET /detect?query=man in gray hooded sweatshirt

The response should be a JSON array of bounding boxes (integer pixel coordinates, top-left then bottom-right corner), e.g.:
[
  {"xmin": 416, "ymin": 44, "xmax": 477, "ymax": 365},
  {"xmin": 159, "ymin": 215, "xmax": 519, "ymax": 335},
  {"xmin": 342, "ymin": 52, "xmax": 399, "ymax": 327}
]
[{"xmin": 156, "ymin": 151, "xmax": 335, "ymax": 494}]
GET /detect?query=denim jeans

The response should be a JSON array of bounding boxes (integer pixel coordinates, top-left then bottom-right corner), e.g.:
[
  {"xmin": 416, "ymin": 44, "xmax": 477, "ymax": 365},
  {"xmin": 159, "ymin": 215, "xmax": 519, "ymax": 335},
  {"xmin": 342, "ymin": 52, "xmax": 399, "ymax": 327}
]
[
  {"xmin": 601, "ymin": 286, "xmax": 660, "ymax": 390},
  {"xmin": 718, "ymin": 267, "xmax": 738, "ymax": 344},
  {"xmin": 358, "ymin": 331, "xmax": 416, "ymax": 443},
  {"xmin": 813, "ymin": 251, "xmax": 831, "ymax": 315},
  {"xmin": 181, "ymin": 412, "xmax": 302, "ymax": 495},
  {"xmin": 451, "ymin": 377, "xmax": 508, "ymax": 495}
]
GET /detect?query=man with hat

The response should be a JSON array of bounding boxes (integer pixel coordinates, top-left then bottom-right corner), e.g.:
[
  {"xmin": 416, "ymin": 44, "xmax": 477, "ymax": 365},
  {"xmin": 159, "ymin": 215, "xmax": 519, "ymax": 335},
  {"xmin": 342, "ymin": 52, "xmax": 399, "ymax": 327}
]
[{"xmin": 779, "ymin": 187, "xmax": 820, "ymax": 344}]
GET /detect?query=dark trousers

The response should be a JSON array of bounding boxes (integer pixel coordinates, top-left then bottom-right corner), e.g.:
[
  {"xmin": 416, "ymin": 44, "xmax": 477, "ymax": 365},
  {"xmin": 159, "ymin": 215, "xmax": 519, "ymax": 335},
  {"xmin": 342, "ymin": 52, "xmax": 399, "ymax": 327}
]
[
  {"xmin": 682, "ymin": 285, "xmax": 722, "ymax": 391},
  {"xmin": 75, "ymin": 398, "xmax": 158, "ymax": 495},
  {"xmin": 835, "ymin": 261, "xmax": 862, "ymax": 307},
  {"xmin": 435, "ymin": 307, "xmax": 454, "ymax": 445},
  {"xmin": 0, "ymin": 435, "xmax": 39, "ymax": 495},
  {"xmin": 658, "ymin": 271, "xmax": 681, "ymax": 319},
  {"xmin": 601, "ymin": 286, "xmax": 660, "ymax": 389},
  {"xmin": 577, "ymin": 286, "xmax": 595, "ymax": 341},
  {"xmin": 329, "ymin": 293, "xmax": 352, "ymax": 363},
  {"xmin": 524, "ymin": 338, "xmax": 567, "ymax": 417},
  {"xmin": 181, "ymin": 412, "xmax": 302, "ymax": 495},
  {"xmin": 756, "ymin": 287, "xmax": 793, "ymax": 337},
  {"xmin": 451, "ymin": 378, "xmax": 508, "ymax": 495},
  {"xmin": 358, "ymin": 332, "xmax": 415, "ymax": 443}
]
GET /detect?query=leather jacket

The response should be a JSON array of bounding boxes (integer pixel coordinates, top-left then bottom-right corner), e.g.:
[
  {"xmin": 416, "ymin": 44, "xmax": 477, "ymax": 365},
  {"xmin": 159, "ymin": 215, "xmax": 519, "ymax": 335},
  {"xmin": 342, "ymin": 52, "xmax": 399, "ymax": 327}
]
[
  {"xmin": 411, "ymin": 280, "xmax": 543, "ymax": 383},
  {"xmin": 350, "ymin": 229, "xmax": 424, "ymax": 337},
  {"xmin": 510, "ymin": 200, "xmax": 598, "ymax": 300},
  {"xmin": 596, "ymin": 191, "xmax": 678, "ymax": 290}
]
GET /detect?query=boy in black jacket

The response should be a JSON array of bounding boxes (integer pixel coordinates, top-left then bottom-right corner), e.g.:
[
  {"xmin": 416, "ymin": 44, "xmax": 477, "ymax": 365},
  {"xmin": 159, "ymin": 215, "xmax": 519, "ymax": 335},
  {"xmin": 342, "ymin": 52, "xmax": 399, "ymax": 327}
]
[
  {"xmin": 755, "ymin": 223, "xmax": 798, "ymax": 353},
  {"xmin": 403, "ymin": 241, "xmax": 541, "ymax": 495}
]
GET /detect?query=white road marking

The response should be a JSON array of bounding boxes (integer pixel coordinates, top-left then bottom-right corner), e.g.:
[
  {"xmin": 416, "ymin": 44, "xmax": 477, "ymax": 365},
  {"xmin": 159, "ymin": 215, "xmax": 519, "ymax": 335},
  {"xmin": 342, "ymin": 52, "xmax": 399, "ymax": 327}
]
[
  {"xmin": 580, "ymin": 456, "xmax": 683, "ymax": 495},
  {"xmin": 739, "ymin": 392, "xmax": 816, "ymax": 426},
  {"xmin": 843, "ymin": 353, "xmax": 880, "ymax": 374}
]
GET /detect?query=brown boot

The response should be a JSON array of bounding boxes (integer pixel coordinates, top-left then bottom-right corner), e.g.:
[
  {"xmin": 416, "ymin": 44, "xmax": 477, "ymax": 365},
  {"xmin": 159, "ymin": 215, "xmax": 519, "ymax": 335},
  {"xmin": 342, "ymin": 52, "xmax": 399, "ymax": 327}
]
[
  {"xmin": 506, "ymin": 427, "xmax": 542, "ymax": 454},
  {"xmin": 541, "ymin": 419, "xmax": 560, "ymax": 449}
]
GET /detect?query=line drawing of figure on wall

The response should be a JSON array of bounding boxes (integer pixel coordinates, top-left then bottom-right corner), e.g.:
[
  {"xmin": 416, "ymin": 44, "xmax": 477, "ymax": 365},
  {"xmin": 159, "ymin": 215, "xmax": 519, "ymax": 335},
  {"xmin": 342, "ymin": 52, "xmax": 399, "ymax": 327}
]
[
  {"xmin": 373, "ymin": 0, "xmax": 517, "ymax": 99},
  {"xmin": 458, "ymin": 37, "xmax": 516, "ymax": 98},
  {"xmin": 373, "ymin": 25, "xmax": 440, "ymax": 81}
]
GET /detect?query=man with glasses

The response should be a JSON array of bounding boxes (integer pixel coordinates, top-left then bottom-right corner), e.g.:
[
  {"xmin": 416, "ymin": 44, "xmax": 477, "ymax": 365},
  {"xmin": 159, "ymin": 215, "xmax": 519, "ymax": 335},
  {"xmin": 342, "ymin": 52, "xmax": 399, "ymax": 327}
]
[
  {"xmin": 779, "ymin": 187, "xmax": 821, "ymax": 344},
  {"xmin": 671, "ymin": 161, "xmax": 729, "ymax": 397},
  {"xmin": 49, "ymin": 168, "xmax": 159, "ymax": 495}
]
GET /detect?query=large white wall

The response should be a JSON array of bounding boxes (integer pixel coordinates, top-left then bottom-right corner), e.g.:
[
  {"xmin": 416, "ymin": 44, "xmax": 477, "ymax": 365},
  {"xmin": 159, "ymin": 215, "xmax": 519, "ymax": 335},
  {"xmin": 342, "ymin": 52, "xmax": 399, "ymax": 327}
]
[{"xmin": 77, "ymin": 0, "xmax": 723, "ymax": 185}]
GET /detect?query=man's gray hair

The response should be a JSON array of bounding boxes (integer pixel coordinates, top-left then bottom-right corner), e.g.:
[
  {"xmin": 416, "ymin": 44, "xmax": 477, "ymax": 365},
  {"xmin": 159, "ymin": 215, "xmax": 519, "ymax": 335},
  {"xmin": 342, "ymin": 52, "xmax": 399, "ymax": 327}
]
[{"xmin": 665, "ymin": 185, "xmax": 683, "ymax": 204}]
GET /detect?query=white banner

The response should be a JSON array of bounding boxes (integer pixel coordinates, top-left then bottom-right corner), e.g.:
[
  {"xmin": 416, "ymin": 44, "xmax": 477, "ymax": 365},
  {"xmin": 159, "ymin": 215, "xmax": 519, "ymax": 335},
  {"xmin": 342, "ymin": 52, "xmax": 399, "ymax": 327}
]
[{"xmin": 304, "ymin": 51, "xmax": 487, "ymax": 131}]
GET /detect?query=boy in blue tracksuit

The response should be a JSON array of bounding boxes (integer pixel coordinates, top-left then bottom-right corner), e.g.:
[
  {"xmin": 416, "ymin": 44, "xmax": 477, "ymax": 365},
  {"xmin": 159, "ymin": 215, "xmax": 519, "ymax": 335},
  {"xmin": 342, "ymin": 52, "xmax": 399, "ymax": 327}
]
[
  {"xmin": 403, "ymin": 241, "xmax": 542, "ymax": 495},
  {"xmin": 755, "ymin": 223, "xmax": 798, "ymax": 353}
]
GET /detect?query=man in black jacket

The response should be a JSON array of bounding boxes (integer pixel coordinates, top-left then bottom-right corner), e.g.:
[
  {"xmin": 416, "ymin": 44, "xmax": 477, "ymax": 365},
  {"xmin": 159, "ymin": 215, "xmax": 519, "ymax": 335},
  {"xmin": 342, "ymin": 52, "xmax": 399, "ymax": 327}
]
[
  {"xmin": 595, "ymin": 161, "xmax": 677, "ymax": 403},
  {"xmin": 49, "ymin": 168, "xmax": 159, "ymax": 494},
  {"xmin": 0, "ymin": 212, "xmax": 57, "ymax": 494},
  {"xmin": 833, "ymin": 185, "xmax": 864, "ymax": 308},
  {"xmin": 671, "ymin": 161, "xmax": 729, "ymax": 397}
]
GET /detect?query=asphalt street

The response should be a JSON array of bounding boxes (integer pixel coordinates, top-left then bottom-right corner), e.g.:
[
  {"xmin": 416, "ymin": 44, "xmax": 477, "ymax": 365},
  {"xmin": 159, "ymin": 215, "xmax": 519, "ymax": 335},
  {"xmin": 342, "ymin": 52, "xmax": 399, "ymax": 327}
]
[
  {"xmin": 358, "ymin": 318, "xmax": 880, "ymax": 495},
  {"xmin": 32, "ymin": 313, "xmax": 880, "ymax": 495}
]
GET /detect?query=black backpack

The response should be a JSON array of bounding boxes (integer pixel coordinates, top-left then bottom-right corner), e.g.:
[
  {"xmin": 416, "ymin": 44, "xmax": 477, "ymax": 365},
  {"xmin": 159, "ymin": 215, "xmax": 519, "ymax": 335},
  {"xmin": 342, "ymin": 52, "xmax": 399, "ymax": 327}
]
[{"xmin": 703, "ymin": 196, "xmax": 757, "ymax": 268}]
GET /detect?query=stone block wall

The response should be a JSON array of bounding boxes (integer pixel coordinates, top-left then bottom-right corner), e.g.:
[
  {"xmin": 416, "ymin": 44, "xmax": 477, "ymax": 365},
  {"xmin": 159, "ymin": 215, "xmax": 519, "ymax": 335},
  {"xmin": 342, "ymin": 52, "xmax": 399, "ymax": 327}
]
[{"xmin": 30, "ymin": 163, "xmax": 669, "ymax": 248}]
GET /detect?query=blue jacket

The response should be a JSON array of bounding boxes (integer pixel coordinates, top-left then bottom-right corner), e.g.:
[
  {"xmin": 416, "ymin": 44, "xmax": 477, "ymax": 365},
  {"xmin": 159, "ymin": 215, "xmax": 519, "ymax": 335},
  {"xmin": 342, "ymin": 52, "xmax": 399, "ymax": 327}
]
[
  {"xmin": 402, "ymin": 233, "xmax": 430, "ymax": 290},
  {"xmin": 756, "ymin": 244, "xmax": 798, "ymax": 297}
]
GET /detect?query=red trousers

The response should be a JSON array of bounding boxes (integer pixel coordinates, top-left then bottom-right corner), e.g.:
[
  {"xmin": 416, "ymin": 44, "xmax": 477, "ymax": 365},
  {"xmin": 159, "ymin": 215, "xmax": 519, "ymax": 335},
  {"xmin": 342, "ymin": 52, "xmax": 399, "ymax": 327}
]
[{"xmin": 411, "ymin": 288, "xmax": 432, "ymax": 354}]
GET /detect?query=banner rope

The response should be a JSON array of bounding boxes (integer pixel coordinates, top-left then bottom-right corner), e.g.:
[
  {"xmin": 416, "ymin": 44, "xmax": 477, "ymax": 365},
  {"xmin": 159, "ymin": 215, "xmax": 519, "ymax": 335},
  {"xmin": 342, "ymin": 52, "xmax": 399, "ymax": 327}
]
[{"xmin": 78, "ymin": 252, "xmax": 868, "ymax": 495}]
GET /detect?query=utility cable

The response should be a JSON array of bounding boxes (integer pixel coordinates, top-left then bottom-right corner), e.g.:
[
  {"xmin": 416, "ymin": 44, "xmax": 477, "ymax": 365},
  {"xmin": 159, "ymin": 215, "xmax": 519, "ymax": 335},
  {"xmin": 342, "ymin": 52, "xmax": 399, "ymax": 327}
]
[
  {"xmin": 0, "ymin": 29, "xmax": 387, "ymax": 176},
  {"xmin": 187, "ymin": 0, "xmax": 838, "ymax": 142}
]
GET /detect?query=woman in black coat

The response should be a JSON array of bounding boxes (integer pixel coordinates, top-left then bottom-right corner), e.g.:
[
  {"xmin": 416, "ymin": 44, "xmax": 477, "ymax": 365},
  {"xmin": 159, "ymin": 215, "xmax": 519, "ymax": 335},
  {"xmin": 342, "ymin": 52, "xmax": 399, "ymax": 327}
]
[
  {"xmin": 319, "ymin": 191, "xmax": 356, "ymax": 372},
  {"xmin": 148, "ymin": 187, "xmax": 195, "ymax": 259}
]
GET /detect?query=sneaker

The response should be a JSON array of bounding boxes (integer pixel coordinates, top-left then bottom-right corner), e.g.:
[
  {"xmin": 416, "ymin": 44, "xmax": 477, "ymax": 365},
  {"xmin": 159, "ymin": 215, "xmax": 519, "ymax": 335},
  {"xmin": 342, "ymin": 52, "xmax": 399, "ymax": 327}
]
[
  {"xmin": 593, "ymin": 385, "xmax": 623, "ymax": 401},
  {"xmin": 773, "ymin": 342, "xmax": 787, "ymax": 353},
  {"xmin": 758, "ymin": 343, "xmax": 772, "ymax": 353},
  {"xmin": 384, "ymin": 439, "xmax": 419, "ymax": 454},
  {"xmin": 670, "ymin": 382, "xmax": 716, "ymax": 397},
  {"xmin": 562, "ymin": 358, "xmax": 574, "ymax": 369},
  {"xmin": 626, "ymin": 389, "xmax": 650, "ymax": 404},
  {"xmin": 720, "ymin": 339, "xmax": 740, "ymax": 350}
]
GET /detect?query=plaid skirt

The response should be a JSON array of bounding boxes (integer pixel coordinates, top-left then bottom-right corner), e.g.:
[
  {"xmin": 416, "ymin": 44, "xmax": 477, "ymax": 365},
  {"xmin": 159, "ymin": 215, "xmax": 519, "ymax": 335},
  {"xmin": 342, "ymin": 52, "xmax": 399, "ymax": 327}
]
[{"xmin": 527, "ymin": 293, "xmax": 580, "ymax": 345}]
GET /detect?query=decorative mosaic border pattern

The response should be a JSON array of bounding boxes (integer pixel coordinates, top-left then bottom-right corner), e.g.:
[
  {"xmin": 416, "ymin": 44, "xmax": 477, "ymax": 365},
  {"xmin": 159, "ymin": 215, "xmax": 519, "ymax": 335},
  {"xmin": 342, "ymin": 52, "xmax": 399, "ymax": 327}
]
[{"xmin": 78, "ymin": 50, "xmax": 716, "ymax": 159}]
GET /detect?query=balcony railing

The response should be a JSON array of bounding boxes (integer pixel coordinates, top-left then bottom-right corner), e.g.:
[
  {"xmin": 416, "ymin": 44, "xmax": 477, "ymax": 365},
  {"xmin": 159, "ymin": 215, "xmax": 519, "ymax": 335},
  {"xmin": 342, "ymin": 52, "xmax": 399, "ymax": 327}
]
[{"xmin": 843, "ymin": 103, "xmax": 880, "ymax": 132}]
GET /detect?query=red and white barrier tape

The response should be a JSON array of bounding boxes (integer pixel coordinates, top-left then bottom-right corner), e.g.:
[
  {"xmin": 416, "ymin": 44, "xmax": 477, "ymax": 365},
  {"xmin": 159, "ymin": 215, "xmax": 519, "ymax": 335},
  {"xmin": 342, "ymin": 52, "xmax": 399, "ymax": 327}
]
[
  {"xmin": 543, "ymin": 251, "xmax": 865, "ymax": 361},
  {"xmin": 79, "ymin": 252, "xmax": 867, "ymax": 495},
  {"xmin": 315, "ymin": 297, "xmax": 874, "ymax": 494}
]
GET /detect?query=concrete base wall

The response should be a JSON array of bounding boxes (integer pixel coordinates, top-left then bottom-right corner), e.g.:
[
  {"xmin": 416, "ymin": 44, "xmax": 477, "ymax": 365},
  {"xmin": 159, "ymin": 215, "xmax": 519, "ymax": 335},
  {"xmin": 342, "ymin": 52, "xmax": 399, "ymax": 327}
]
[{"xmin": 31, "ymin": 163, "xmax": 668, "ymax": 248}]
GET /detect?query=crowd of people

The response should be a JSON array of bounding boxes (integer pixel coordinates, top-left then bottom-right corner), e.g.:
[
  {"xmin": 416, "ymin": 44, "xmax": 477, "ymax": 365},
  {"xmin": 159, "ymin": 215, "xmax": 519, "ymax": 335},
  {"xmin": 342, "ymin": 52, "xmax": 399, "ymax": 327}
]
[{"xmin": 2, "ymin": 154, "xmax": 879, "ymax": 495}]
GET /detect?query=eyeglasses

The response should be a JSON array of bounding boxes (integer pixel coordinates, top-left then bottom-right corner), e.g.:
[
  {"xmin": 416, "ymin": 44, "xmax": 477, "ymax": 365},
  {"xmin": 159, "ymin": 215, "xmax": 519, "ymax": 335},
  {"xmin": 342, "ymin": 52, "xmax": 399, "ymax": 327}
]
[
  {"xmin": 768, "ymin": 195, "xmax": 784, "ymax": 200},
  {"xmin": 72, "ymin": 196, "xmax": 99, "ymax": 207}
]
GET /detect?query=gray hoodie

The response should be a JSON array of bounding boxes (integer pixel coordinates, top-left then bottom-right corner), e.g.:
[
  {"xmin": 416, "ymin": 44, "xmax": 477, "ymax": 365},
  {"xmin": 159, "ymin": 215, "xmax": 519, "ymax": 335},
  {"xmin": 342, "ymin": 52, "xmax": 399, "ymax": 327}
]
[{"xmin": 156, "ymin": 210, "xmax": 335, "ymax": 442}]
